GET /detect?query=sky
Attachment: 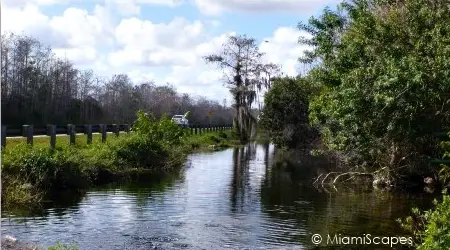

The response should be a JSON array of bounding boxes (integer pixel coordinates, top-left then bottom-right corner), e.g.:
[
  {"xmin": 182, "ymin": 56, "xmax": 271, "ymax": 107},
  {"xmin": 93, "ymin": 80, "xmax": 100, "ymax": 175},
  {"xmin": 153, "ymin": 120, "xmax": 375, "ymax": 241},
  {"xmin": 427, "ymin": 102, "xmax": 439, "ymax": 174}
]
[{"xmin": 1, "ymin": 0, "xmax": 340, "ymax": 102}]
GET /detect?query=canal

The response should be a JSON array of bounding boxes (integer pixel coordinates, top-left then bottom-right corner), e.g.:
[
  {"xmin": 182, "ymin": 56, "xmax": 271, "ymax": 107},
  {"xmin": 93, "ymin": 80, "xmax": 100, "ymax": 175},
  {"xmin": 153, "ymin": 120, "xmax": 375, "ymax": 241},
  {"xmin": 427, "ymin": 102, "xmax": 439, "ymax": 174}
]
[{"xmin": 1, "ymin": 143, "xmax": 436, "ymax": 249}]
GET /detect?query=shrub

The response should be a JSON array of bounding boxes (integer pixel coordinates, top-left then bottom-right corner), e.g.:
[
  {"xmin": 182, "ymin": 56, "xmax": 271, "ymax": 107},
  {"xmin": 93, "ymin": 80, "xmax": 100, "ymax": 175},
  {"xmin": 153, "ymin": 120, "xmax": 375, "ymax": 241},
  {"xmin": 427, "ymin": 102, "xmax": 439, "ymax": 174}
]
[
  {"xmin": 2, "ymin": 145, "xmax": 88, "ymax": 190},
  {"xmin": 208, "ymin": 135, "xmax": 221, "ymax": 144},
  {"xmin": 218, "ymin": 131, "xmax": 228, "ymax": 139},
  {"xmin": 417, "ymin": 193, "xmax": 450, "ymax": 250},
  {"xmin": 111, "ymin": 134, "xmax": 169, "ymax": 169},
  {"xmin": 1, "ymin": 144, "xmax": 88, "ymax": 204},
  {"xmin": 400, "ymin": 136, "xmax": 450, "ymax": 249},
  {"xmin": 132, "ymin": 110, "xmax": 187, "ymax": 146},
  {"xmin": 119, "ymin": 110, "xmax": 189, "ymax": 169}
]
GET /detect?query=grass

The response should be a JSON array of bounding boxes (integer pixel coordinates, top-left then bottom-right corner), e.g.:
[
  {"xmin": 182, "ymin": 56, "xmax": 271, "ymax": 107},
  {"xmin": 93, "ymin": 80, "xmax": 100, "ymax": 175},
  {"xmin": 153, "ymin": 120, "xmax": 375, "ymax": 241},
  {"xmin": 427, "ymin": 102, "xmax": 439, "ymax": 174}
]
[
  {"xmin": 5, "ymin": 132, "xmax": 126, "ymax": 148},
  {"xmin": 5, "ymin": 130, "xmax": 239, "ymax": 151},
  {"xmin": 184, "ymin": 130, "xmax": 243, "ymax": 152},
  {"xmin": 1, "ymin": 127, "xmax": 240, "ymax": 207}
]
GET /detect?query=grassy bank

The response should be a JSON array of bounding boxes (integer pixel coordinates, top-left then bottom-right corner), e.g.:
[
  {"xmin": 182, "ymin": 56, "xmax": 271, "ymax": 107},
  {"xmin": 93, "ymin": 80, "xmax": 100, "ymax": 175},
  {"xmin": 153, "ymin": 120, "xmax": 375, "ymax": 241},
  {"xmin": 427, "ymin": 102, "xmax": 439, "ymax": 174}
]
[
  {"xmin": 5, "ymin": 133, "xmax": 126, "ymax": 148},
  {"xmin": 1, "ymin": 111, "xmax": 239, "ymax": 207},
  {"xmin": 184, "ymin": 130, "xmax": 243, "ymax": 152}
]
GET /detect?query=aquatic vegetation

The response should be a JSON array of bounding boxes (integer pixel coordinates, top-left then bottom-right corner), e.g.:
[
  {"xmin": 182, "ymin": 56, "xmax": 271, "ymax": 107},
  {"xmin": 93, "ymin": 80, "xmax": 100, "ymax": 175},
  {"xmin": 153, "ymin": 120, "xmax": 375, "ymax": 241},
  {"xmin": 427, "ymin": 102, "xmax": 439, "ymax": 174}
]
[{"xmin": 47, "ymin": 242, "xmax": 79, "ymax": 250}]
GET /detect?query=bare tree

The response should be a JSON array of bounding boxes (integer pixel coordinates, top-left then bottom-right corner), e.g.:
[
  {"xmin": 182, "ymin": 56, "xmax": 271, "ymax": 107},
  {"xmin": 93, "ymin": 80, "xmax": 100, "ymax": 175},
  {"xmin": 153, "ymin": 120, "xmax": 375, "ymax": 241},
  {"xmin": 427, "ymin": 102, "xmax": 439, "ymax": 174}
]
[{"xmin": 1, "ymin": 33, "xmax": 235, "ymax": 126}]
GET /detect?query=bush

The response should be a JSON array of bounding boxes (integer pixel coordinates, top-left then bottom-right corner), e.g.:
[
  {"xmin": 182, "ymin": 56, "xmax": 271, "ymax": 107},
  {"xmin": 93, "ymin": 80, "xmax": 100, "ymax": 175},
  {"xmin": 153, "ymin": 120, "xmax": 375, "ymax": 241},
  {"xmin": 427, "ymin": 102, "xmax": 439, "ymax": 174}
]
[
  {"xmin": 218, "ymin": 131, "xmax": 228, "ymax": 139},
  {"xmin": 400, "ymin": 193, "xmax": 450, "ymax": 250},
  {"xmin": 400, "ymin": 137, "xmax": 450, "ymax": 249},
  {"xmin": 208, "ymin": 135, "xmax": 221, "ymax": 144},
  {"xmin": 132, "ymin": 110, "xmax": 187, "ymax": 146},
  {"xmin": 111, "ymin": 134, "xmax": 169, "ymax": 169},
  {"xmin": 1, "ymin": 144, "xmax": 89, "ymax": 204},
  {"xmin": 418, "ymin": 193, "xmax": 450, "ymax": 250},
  {"xmin": 119, "ymin": 110, "xmax": 189, "ymax": 169}
]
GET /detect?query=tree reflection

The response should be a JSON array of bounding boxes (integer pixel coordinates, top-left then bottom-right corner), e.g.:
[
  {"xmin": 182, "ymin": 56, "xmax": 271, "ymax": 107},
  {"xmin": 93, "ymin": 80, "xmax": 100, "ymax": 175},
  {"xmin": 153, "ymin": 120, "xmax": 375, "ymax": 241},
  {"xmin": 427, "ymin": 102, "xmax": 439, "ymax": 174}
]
[
  {"xmin": 230, "ymin": 143, "xmax": 258, "ymax": 214},
  {"xmin": 2, "ymin": 168, "xmax": 185, "ymax": 221},
  {"xmin": 259, "ymin": 148, "xmax": 436, "ymax": 249},
  {"xmin": 2, "ymin": 190, "xmax": 85, "ymax": 224}
]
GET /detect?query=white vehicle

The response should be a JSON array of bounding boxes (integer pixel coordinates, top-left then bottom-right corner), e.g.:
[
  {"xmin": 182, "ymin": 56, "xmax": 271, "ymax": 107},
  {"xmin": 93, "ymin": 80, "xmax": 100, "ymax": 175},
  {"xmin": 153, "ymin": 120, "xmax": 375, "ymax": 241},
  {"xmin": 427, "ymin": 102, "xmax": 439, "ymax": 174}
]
[{"xmin": 171, "ymin": 115, "xmax": 189, "ymax": 127}]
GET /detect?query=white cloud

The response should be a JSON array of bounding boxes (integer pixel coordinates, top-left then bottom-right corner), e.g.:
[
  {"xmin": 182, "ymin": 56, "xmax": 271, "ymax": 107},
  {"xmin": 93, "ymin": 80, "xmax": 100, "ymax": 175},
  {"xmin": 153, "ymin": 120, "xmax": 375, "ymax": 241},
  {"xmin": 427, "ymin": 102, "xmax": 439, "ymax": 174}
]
[
  {"xmin": 1, "ymin": 4, "xmax": 51, "ymax": 36},
  {"xmin": 145, "ymin": 32, "xmax": 234, "ymax": 101},
  {"xmin": 109, "ymin": 17, "xmax": 206, "ymax": 67},
  {"xmin": 1, "ymin": 1, "xmax": 312, "ymax": 102},
  {"xmin": 2, "ymin": 0, "xmax": 183, "ymax": 8},
  {"xmin": 114, "ymin": 1, "xmax": 141, "ymax": 16},
  {"xmin": 105, "ymin": 0, "xmax": 183, "ymax": 8},
  {"xmin": 53, "ymin": 47, "xmax": 98, "ymax": 65},
  {"xmin": 158, "ymin": 27, "xmax": 311, "ymax": 101},
  {"xmin": 193, "ymin": 0, "xmax": 340, "ymax": 15},
  {"xmin": 49, "ymin": 8, "xmax": 104, "ymax": 47},
  {"xmin": 2, "ymin": 0, "xmax": 69, "ymax": 7},
  {"xmin": 260, "ymin": 27, "xmax": 312, "ymax": 77},
  {"xmin": 127, "ymin": 69, "xmax": 157, "ymax": 83},
  {"xmin": 114, "ymin": 17, "xmax": 204, "ymax": 50},
  {"xmin": 1, "ymin": 3, "xmax": 112, "ymax": 66}
]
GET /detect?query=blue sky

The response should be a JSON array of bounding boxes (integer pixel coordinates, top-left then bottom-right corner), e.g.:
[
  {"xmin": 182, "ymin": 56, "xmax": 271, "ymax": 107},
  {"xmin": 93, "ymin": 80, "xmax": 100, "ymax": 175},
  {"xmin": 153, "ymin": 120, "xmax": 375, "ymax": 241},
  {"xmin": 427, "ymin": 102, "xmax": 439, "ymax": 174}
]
[{"xmin": 2, "ymin": 0, "xmax": 340, "ymax": 102}]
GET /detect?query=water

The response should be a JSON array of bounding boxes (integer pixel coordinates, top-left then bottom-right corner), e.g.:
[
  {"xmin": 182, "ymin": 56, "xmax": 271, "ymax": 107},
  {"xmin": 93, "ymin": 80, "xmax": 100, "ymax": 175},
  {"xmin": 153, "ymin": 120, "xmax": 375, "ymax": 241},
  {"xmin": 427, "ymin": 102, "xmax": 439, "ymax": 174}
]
[{"xmin": 1, "ymin": 143, "xmax": 437, "ymax": 249}]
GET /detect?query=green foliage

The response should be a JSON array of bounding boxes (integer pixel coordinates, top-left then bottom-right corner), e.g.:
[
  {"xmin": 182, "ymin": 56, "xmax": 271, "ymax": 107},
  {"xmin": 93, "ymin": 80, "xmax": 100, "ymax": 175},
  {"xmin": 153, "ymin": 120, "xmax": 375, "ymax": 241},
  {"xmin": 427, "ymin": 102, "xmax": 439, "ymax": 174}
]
[
  {"xmin": 418, "ymin": 193, "xmax": 450, "ymax": 250},
  {"xmin": 400, "ymin": 192, "xmax": 450, "ymax": 250},
  {"xmin": 132, "ymin": 110, "xmax": 187, "ymax": 146},
  {"xmin": 301, "ymin": 0, "xmax": 450, "ymax": 176},
  {"xmin": 218, "ymin": 131, "xmax": 228, "ymax": 139},
  {"xmin": 399, "ymin": 136, "xmax": 450, "ymax": 248},
  {"xmin": 111, "ymin": 134, "xmax": 170, "ymax": 169},
  {"xmin": 184, "ymin": 130, "xmax": 238, "ymax": 151},
  {"xmin": 1, "ymin": 110, "xmax": 235, "ymax": 206},
  {"xmin": 47, "ymin": 242, "xmax": 79, "ymax": 250},
  {"xmin": 1, "ymin": 144, "xmax": 89, "ymax": 204},
  {"xmin": 440, "ymin": 135, "xmax": 450, "ymax": 185},
  {"xmin": 260, "ymin": 77, "xmax": 319, "ymax": 148},
  {"xmin": 207, "ymin": 135, "xmax": 221, "ymax": 144},
  {"xmin": 113, "ymin": 110, "xmax": 189, "ymax": 168}
]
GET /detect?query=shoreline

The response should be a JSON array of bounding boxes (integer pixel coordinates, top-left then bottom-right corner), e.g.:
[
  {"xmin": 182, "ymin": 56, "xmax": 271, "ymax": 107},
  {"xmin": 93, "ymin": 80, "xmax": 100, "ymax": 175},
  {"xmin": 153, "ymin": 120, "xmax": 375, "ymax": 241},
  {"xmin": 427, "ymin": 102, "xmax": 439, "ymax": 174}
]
[{"xmin": 1, "ymin": 235, "xmax": 40, "ymax": 250}]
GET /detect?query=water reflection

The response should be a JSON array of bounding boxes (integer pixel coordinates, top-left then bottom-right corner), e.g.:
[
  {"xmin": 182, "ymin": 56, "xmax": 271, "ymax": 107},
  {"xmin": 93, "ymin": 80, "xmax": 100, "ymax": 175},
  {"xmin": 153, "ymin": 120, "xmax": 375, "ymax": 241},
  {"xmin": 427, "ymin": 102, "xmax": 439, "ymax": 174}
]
[
  {"xmin": 1, "ymin": 144, "xmax": 437, "ymax": 250},
  {"xmin": 230, "ymin": 143, "xmax": 260, "ymax": 214},
  {"xmin": 259, "ymin": 148, "xmax": 436, "ymax": 249}
]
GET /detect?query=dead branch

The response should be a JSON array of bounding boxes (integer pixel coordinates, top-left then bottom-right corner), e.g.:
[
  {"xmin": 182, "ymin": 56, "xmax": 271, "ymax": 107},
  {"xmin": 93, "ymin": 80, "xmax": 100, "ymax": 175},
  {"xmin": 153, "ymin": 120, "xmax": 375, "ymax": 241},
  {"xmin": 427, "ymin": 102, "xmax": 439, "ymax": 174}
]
[
  {"xmin": 313, "ymin": 164, "xmax": 410, "ymax": 186},
  {"xmin": 332, "ymin": 172, "xmax": 373, "ymax": 184},
  {"xmin": 313, "ymin": 173, "xmax": 323, "ymax": 185},
  {"xmin": 321, "ymin": 172, "xmax": 342, "ymax": 186}
]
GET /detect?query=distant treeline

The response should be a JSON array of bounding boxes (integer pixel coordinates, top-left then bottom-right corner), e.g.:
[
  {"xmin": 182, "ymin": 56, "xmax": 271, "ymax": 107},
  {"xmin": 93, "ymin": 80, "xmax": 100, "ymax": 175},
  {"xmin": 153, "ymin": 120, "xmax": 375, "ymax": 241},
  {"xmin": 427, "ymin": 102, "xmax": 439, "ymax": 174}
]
[{"xmin": 1, "ymin": 32, "xmax": 234, "ymax": 126}]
